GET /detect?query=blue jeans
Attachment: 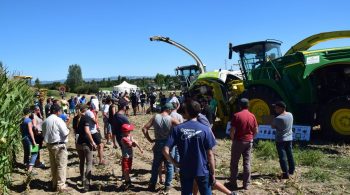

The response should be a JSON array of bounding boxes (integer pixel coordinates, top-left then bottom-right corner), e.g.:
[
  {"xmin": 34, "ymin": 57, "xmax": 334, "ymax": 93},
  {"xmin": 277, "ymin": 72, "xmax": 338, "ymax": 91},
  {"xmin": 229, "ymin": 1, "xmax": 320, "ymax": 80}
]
[
  {"xmin": 276, "ymin": 141, "xmax": 295, "ymax": 175},
  {"xmin": 150, "ymin": 140, "xmax": 173, "ymax": 187},
  {"xmin": 22, "ymin": 137, "xmax": 38, "ymax": 166},
  {"xmin": 171, "ymin": 145, "xmax": 180, "ymax": 173},
  {"xmin": 180, "ymin": 174, "xmax": 212, "ymax": 195}
]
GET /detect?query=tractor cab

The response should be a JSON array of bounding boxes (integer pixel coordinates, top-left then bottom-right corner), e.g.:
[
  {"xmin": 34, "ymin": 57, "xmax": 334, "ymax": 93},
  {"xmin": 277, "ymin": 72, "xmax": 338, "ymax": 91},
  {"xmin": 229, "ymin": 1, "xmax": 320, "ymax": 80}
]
[
  {"xmin": 175, "ymin": 64, "xmax": 204, "ymax": 90},
  {"xmin": 229, "ymin": 40, "xmax": 282, "ymax": 80}
]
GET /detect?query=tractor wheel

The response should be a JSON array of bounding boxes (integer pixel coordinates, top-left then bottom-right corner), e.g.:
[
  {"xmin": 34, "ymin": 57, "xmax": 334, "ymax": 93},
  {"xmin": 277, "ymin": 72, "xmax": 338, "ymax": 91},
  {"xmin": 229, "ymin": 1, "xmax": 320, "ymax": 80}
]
[
  {"xmin": 242, "ymin": 86, "xmax": 282, "ymax": 124},
  {"xmin": 321, "ymin": 96, "xmax": 350, "ymax": 140}
]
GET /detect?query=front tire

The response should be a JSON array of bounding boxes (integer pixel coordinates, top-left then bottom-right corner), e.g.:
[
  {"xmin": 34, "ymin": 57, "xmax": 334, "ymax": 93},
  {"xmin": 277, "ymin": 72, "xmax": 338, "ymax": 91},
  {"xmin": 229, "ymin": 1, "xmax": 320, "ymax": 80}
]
[
  {"xmin": 242, "ymin": 86, "xmax": 282, "ymax": 124},
  {"xmin": 321, "ymin": 96, "xmax": 350, "ymax": 140}
]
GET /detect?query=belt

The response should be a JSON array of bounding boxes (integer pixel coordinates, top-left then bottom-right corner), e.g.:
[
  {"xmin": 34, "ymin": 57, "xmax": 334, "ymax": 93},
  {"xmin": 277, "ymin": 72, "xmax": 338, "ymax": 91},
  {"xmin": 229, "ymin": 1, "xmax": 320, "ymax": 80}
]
[{"xmin": 48, "ymin": 142, "xmax": 65, "ymax": 145}]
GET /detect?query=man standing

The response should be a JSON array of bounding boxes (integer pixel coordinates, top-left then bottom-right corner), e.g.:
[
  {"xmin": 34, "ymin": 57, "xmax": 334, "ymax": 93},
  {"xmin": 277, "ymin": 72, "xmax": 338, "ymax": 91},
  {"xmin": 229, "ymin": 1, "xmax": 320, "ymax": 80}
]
[
  {"xmin": 229, "ymin": 98, "xmax": 258, "ymax": 190},
  {"xmin": 142, "ymin": 103, "xmax": 179, "ymax": 192},
  {"xmin": 271, "ymin": 101, "xmax": 295, "ymax": 179},
  {"xmin": 44, "ymin": 98, "xmax": 52, "ymax": 118},
  {"xmin": 163, "ymin": 100, "xmax": 216, "ymax": 195},
  {"xmin": 103, "ymin": 98, "xmax": 113, "ymax": 145},
  {"xmin": 112, "ymin": 100, "xmax": 130, "ymax": 150},
  {"xmin": 42, "ymin": 104, "xmax": 70, "ymax": 192}
]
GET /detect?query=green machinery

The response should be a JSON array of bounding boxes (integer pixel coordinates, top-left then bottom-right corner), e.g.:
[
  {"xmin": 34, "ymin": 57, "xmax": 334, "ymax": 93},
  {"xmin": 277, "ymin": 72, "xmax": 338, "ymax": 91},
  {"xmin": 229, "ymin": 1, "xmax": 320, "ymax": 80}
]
[
  {"xmin": 150, "ymin": 36, "xmax": 244, "ymax": 125},
  {"xmin": 229, "ymin": 31, "xmax": 350, "ymax": 139}
]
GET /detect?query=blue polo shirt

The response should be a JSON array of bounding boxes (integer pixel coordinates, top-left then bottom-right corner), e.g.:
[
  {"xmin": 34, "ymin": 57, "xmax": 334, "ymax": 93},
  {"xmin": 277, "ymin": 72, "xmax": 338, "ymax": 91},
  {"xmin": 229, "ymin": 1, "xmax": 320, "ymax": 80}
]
[{"xmin": 165, "ymin": 120, "xmax": 216, "ymax": 178}]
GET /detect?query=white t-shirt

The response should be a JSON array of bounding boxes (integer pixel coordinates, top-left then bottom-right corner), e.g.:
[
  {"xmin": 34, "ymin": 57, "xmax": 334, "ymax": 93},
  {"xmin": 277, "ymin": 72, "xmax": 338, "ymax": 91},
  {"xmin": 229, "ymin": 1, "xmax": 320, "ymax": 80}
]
[
  {"xmin": 103, "ymin": 104, "xmax": 110, "ymax": 118},
  {"xmin": 86, "ymin": 110, "xmax": 98, "ymax": 134},
  {"xmin": 91, "ymin": 99, "xmax": 99, "ymax": 111},
  {"xmin": 170, "ymin": 111, "xmax": 184, "ymax": 123},
  {"xmin": 169, "ymin": 96, "xmax": 180, "ymax": 107}
]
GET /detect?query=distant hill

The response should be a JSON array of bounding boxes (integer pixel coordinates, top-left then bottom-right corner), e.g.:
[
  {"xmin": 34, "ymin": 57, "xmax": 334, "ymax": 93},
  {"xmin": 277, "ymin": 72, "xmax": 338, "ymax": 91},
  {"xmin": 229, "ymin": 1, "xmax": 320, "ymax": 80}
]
[{"xmin": 39, "ymin": 76, "xmax": 155, "ymax": 84}]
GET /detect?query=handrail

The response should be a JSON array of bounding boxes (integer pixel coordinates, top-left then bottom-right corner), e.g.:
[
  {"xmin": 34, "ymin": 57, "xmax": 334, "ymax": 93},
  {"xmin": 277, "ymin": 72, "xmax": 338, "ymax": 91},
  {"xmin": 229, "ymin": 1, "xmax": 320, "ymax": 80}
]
[{"xmin": 285, "ymin": 30, "xmax": 350, "ymax": 55}]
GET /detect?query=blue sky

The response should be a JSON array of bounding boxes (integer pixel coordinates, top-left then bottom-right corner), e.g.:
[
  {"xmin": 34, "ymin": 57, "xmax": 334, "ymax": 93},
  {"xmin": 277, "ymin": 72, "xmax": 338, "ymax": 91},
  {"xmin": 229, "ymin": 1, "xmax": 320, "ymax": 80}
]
[{"xmin": 1, "ymin": 0, "xmax": 349, "ymax": 81}]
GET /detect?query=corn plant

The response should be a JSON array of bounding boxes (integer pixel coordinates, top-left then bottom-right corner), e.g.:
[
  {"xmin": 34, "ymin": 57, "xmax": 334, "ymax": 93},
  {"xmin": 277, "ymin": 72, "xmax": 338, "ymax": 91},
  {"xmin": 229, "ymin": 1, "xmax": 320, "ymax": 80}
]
[{"xmin": 0, "ymin": 69, "xmax": 33, "ymax": 194}]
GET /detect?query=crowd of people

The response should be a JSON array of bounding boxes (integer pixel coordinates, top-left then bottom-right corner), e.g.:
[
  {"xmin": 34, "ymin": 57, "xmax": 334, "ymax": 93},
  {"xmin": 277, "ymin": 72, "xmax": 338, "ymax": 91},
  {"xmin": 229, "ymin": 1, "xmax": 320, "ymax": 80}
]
[{"xmin": 20, "ymin": 90, "xmax": 295, "ymax": 195}]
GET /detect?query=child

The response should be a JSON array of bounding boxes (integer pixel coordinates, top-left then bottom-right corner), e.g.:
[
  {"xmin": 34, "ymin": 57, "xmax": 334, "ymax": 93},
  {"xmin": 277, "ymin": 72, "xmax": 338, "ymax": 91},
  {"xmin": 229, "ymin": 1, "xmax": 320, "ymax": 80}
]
[{"xmin": 121, "ymin": 123, "xmax": 143, "ymax": 189}]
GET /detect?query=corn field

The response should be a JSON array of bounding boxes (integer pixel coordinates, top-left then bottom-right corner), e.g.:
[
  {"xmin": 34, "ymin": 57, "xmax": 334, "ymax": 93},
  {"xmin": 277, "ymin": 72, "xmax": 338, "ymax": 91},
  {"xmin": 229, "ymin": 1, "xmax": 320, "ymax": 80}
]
[{"xmin": 0, "ymin": 69, "xmax": 33, "ymax": 194}]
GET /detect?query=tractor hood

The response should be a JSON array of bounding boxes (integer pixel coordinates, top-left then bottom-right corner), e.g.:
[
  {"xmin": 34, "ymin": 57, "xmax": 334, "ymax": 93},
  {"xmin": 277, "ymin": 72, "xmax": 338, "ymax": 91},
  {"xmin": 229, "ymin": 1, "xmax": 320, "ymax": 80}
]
[
  {"xmin": 285, "ymin": 30, "xmax": 350, "ymax": 56},
  {"xmin": 197, "ymin": 70, "xmax": 242, "ymax": 83}
]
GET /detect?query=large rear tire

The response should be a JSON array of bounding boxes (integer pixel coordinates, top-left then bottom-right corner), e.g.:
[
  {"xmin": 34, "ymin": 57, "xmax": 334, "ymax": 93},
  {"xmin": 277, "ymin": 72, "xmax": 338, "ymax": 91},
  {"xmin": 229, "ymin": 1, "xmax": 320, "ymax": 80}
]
[
  {"xmin": 321, "ymin": 96, "xmax": 350, "ymax": 140},
  {"xmin": 242, "ymin": 86, "xmax": 282, "ymax": 124}
]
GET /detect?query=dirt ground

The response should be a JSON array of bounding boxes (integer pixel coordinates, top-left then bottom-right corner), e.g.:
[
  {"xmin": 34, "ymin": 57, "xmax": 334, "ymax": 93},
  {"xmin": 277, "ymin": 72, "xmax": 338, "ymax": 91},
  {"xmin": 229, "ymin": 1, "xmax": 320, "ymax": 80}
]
[{"xmin": 9, "ymin": 105, "xmax": 350, "ymax": 195}]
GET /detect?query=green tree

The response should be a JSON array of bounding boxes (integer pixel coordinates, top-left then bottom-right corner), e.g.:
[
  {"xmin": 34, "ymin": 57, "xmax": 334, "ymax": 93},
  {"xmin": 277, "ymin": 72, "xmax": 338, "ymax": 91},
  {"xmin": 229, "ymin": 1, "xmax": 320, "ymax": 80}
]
[
  {"xmin": 34, "ymin": 78, "xmax": 41, "ymax": 88},
  {"xmin": 164, "ymin": 75, "xmax": 172, "ymax": 89},
  {"xmin": 65, "ymin": 64, "xmax": 83, "ymax": 92},
  {"xmin": 154, "ymin": 73, "xmax": 165, "ymax": 90}
]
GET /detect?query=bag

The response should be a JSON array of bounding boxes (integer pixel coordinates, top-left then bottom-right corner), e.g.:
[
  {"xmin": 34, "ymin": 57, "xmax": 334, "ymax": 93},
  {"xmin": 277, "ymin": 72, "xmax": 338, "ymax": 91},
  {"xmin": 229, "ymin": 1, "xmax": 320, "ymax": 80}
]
[{"xmin": 31, "ymin": 145, "xmax": 39, "ymax": 153}]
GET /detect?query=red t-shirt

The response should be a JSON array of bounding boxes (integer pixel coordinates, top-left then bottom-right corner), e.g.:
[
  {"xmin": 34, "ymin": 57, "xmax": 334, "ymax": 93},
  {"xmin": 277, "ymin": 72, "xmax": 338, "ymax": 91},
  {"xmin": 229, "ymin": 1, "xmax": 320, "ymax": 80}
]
[{"xmin": 231, "ymin": 109, "xmax": 258, "ymax": 142}]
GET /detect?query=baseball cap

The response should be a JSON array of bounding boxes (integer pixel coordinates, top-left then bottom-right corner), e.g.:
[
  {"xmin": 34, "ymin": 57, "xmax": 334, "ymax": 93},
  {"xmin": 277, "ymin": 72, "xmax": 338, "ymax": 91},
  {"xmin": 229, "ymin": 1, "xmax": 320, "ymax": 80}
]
[
  {"xmin": 163, "ymin": 102, "xmax": 174, "ymax": 110},
  {"xmin": 239, "ymin": 98, "xmax": 249, "ymax": 107},
  {"xmin": 272, "ymin": 101, "xmax": 287, "ymax": 108},
  {"xmin": 121, "ymin": 124, "xmax": 134, "ymax": 132}
]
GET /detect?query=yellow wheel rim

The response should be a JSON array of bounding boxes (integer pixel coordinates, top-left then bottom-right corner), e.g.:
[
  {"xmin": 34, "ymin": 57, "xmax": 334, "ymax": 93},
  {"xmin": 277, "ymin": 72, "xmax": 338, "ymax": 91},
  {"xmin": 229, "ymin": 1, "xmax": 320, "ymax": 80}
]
[
  {"xmin": 249, "ymin": 98, "xmax": 270, "ymax": 124},
  {"xmin": 331, "ymin": 108, "xmax": 350, "ymax": 135}
]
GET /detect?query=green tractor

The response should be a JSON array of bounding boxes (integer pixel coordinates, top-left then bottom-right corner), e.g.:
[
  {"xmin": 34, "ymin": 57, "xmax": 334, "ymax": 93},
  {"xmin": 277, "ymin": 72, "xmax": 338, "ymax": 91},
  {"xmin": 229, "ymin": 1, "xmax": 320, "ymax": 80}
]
[{"xmin": 229, "ymin": 30, "xmax": 350, "ymax": 140}]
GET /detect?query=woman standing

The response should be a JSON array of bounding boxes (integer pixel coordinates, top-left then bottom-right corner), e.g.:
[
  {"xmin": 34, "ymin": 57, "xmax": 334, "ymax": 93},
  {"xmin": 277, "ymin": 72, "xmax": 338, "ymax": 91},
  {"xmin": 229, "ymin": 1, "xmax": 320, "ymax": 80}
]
[
  {"xmin": 21, "ymin": 108, "xmax": 38, "ymax": 173},
  {"xmin": 76, "ymin": 105, "xmax": 97, "ymax": 192}
]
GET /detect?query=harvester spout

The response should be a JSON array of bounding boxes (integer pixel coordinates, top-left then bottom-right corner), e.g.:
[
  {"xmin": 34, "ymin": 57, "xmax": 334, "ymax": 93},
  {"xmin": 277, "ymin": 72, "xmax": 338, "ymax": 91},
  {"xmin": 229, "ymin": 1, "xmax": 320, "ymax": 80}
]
[{"xmin": 150, "ymin": 36, "xmax": 205, "ymax": 73}]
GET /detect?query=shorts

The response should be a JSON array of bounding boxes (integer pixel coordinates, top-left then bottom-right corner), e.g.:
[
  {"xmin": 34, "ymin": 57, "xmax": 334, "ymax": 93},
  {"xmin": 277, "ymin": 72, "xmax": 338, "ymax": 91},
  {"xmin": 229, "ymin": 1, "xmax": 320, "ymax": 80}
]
[
  {"xmin": 141, "ymin": 101, "xmax": 145, "ymax": 107},
  {"xmin": 122, "ymin": 157, "xmax": 133, "ymax": 172},
  {"xmin": 92, "ymin": 132, "xmax": 102, "ymax": 145},
  {"xmin": 106, "ymin": 123, "xmax": 112, "ymax": 134},
  {"xmin": 103, "ymin": 119, "xmax": 112, "ymax": 134}
]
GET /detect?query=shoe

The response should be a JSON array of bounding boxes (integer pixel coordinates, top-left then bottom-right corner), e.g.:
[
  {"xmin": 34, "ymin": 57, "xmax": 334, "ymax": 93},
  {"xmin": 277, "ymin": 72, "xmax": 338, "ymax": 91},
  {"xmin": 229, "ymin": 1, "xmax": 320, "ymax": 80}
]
[
  {"xmin": 148, "ymin": 183, "xmax": 157, "ymax": 192},
  {"xmin": 164, "ymin": 185, "xmax": 171, "ymax": 192},
  {"xmin": 281, "ymin": 173, "xmax": 289, "ymax": 179},
  {"xmin": 82, "ymin": 179, "xmax": 90, "ymax": 192},
  {"xmin": 35, "ymin": 162, "xmax": 46, "ymax": 169},
  {"xmin": 231, "ymin": 192, "xmax": 238, "ymax": 195},
  {"xmin": 243, "ymin": 185, "xmax": 249, "ymax": 190},
  {"xmin": 226, "ymin": 182, "xmax": 238, "ymax": 190},
  {"xmin": 124, "ymin": 181, "xmax": 132, "ymax": 190}
]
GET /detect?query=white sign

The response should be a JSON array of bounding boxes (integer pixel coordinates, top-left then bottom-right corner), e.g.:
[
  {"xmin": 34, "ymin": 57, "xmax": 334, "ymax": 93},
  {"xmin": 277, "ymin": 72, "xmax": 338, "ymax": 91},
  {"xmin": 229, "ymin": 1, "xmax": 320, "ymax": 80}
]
[
  {"xmin": 306, "ymin": 56, "xmax": 320, "ymax": 65},
  {"xmin": 255, "ymin": 125, "xmax": 311, "ymax": 141},
  {"xmin": 225, "ymin": 123, "xmax": 311, "ymax": 141}
]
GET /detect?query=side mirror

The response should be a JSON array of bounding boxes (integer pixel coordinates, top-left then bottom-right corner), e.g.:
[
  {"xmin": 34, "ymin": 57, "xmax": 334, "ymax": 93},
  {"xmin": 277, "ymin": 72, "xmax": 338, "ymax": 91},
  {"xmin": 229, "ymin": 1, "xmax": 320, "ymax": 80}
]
[{"xmin": 228, "ymin": 43, "xmax": 233, "ymax": 59}]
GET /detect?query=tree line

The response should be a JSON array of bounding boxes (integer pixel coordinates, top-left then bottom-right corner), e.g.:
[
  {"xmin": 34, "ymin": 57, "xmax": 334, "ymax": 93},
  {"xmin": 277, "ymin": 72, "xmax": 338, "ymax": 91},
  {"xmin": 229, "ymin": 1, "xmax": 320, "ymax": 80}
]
[{"xmin": 38, "ymin": 64, "xmax": 181, "ymax": 94}]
